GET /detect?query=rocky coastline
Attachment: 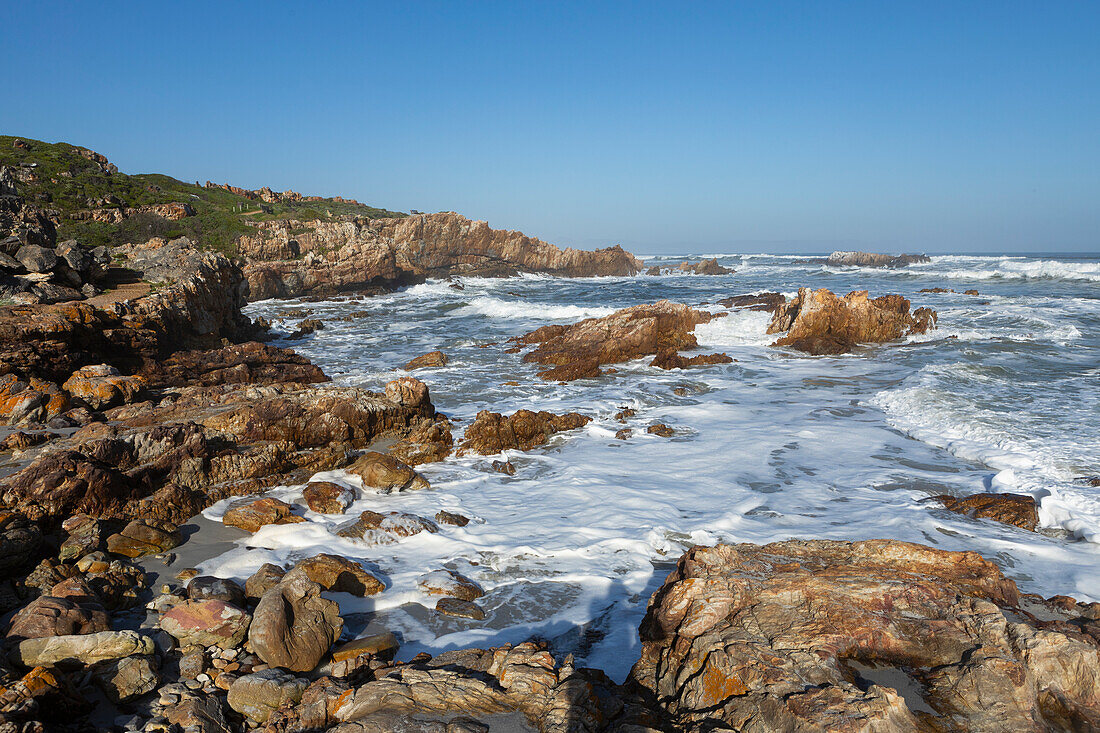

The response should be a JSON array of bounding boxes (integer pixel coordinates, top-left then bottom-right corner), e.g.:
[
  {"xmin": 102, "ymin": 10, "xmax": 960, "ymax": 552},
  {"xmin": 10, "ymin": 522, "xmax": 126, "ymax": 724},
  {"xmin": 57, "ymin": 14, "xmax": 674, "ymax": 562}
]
[{"xmin": 0, "ymin": 143, "xmax": 1096, "ymax": 732}]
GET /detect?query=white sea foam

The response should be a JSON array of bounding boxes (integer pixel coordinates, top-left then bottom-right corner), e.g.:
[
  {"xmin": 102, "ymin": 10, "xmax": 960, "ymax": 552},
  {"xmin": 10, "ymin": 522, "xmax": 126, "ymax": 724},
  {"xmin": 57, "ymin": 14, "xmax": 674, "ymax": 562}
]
[{"xmin": 454, "ymin": 296, "xmax": 616, "ymax": 321}]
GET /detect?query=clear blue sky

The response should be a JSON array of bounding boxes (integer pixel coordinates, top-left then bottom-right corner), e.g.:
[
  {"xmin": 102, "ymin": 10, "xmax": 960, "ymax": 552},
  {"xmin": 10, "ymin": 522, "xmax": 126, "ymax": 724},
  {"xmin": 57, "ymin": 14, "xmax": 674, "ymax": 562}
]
[{"xmin": 4, "ymin": 1, "xmax": 1098, "ymax": 254}]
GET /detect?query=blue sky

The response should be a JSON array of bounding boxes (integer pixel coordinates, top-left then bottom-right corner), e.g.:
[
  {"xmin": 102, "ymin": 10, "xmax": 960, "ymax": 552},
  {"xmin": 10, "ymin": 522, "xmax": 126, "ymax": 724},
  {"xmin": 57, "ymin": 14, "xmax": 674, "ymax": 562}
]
[{"xmin": 4, "ymin": 1, "xmax": 1098, "ymax": 254}]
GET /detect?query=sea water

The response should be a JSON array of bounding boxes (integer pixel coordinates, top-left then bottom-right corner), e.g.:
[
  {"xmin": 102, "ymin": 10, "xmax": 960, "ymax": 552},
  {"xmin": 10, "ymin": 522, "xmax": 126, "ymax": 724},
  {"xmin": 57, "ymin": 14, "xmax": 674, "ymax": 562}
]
[{"xmin": 199, "ymin": 253, "xmax": 1100, "ymax": 681}]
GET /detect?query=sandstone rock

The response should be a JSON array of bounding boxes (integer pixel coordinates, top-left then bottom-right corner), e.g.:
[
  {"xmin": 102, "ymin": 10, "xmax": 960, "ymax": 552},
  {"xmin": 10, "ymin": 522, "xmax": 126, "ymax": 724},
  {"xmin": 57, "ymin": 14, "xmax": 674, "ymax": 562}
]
[
  {"xmin": 249, "ymin": 574, "xmax": 343, "ymax": 672},
  {"xmin": 649, "ymin": 348, "xmax": 732, "ymax": 370},
  {"xmin": 336, "ymin": 510, "xmax": 438, "ymax": 545},
  {"xmin": 767, "ymin": 288, "xmax": 937, "ymax": 354},
  {"xmin": 630, "ymin": 538, "xmax": 1100, "ymax": 732},
  {"xmin": 245, "ymin": 563, "xmax": 286, "ymax": 602},
  {"xmin": 435, "ymin": 598, "xmax": 485, "ymax": 620},
  {"xmin": 187, "ymin": 576, "xmax": 247, "ymax": 606},
  {"xmin": 435, "ymin": 510, "xmax": 470, "ymax": 527},
  {"xmin": 163, "ymin": 696, "xmax": 232, "ymax": 733},
  {"xmin": 6, "ymin": 594, "xmax": 109, "ymax": 640},
  {"xmin": 222, "ymin": 496, "xmax": 305, "ymax": 533},
  {"xmin": 332, "ymin": 632, "xmax": 400, "ymax": 662},
  {"xmin": 62, "ymin": 364, "xmax": 144, "ymax": 410},
  {"xmin": 388, "ymin": 418, "xmax": 454, "ymax": 466},
  {"xmin": 418, "ymin": 570, "xmax": 484, "ymax": 601},
  {"xmin": 456, "ymin": 409, "xmax": 590, "ymax": 455},
  {"xmin": 14, "ymin": 629, "xmax": 153, "ymax": 667},
  {"xmin": 404, "ymin": 350, "xmax": 449, "ymax": 370},
  {"xmin": 289, "ymin": 553, "xmax": 384, "ymax": 597},
  {"xmin": 512, "ymin": 300, "xmax": 717, "ymax": 381},
  {"xmin": 934, "ymin": 492, "xmax": 1039, "ymax": 531},
  {"xmin": 384, "ymin": 376, "xmax": 433, "ymax": 409},
  {"xmin": 347, "ymin": 451, "xmax": 430, "ymax": 492},
  {"xmin": 160, "ymin": 600, "xmax": 250, "ymax": 649},
  {"xmin": 646, "ymin": 423, "xmax": 674, "ymax": 437},
  {"xmin": 227, "ymin": 668, "xmax": 309, "ymax": 723},
  {"xmin": 827, "ymin": 250, "xmax": 930, "ymax": 268},
  {"xmin": 58, "ymin": 514, "xmax": 106, "ymax": 561},
  {"xmin": 105, "ymin": 518, "xmax": 181, "ymax": 558},
  {"xmin": 302, "ymin": 480, "xmax": 355, "ymax": 514},
  {"xmin": 91, "ymin": 654, "xmax": 159, "ymax": 703}
]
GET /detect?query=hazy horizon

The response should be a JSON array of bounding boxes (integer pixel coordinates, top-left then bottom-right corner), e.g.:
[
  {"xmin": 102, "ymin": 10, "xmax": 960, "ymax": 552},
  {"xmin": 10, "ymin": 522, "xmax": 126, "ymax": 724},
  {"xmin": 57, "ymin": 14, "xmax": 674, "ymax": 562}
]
[{"xmin": 4, "ymin": 2, "xmax": 1098, "ymax": 255}]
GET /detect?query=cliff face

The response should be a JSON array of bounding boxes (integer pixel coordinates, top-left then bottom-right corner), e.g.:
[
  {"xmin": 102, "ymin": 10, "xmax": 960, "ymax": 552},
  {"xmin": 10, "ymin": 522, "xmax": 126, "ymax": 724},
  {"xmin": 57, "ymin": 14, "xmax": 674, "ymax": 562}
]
[{"xmin": 239, "ymin": 212, "xmax": 642, "ymax": 300}]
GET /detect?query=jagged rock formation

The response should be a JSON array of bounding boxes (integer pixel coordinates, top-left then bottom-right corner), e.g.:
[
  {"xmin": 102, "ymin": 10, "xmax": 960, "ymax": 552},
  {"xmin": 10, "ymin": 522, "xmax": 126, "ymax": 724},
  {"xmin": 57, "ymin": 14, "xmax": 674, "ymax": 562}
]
[
  {"xmin": 767, "ymin": 288, "xmax": 937, "ymax": 354},
  {"xmin": 827, "ymin": 250, "xmax": 931, "ymax": 268},
  {"xmin": 631, "ymin": 539, "xmax": 1100, "ymax": 732},
  {"xmin": 240, "ymin": 212, "xmax": 642, "ymax": 299},
  {"xmin": 509, "ymin": 300, "xmax": 719, "ymax": 380},
  {"xmin": 456, "ymin": 409, "xmax": 591, "ymax": 455},
  {"xmin": 0, "ymin": 237, "xmax": 254, "ymax": 391}
]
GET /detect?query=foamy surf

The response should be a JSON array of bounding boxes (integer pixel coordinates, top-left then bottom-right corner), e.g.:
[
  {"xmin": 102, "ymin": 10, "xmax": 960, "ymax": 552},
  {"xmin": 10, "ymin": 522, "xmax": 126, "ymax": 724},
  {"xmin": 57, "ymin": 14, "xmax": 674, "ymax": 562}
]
[{"xmin": 232, "ymin": 250, "xmax": 1100, "ymax": 680}]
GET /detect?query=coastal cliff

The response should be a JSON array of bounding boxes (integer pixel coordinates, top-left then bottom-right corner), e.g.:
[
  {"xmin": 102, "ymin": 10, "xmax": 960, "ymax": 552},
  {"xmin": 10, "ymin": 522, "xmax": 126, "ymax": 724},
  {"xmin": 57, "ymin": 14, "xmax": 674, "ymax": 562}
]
[{"xmin": 240, "ymin": 212, "xmax": 642, "ymax": 300}]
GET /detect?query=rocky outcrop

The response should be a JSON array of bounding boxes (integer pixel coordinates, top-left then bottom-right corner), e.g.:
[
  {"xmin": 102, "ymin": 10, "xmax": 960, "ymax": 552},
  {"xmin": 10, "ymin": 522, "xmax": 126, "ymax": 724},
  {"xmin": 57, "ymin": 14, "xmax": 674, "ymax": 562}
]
[
  {"xmin": 511, "ymin": 300, "xmax": 718, "ymax": 380},
  {"xmin": 827, "ymin": 251, "xmax": 931, "ymax": 268},
  {"xmin": 0, "ymin": 378, "xmax": 439, "ymax": 526},
  {"xmin": 457, "ymin": 409, "xmax": 591, "ymax": 455},
  {"xmin": 240, "ymin": 212, "xmax": 642, "ymax": 299},
  {"xmin": 767, "ymin": 288, "xmax": 937, "ymax": 354},
  {"xmin": 0, "ymin": 237, "xmax": 254, "ymax": 386},
  {"xmin": 137, "ymin": 341, "xmax": 328, "ymax": 388},
  {"xmin": 630, "ymin": 539, "xmax": 1100, "ymax": 732},
  {"xmin": 649, "ymin": 349, "xmax": 732, "ymax": 370}
]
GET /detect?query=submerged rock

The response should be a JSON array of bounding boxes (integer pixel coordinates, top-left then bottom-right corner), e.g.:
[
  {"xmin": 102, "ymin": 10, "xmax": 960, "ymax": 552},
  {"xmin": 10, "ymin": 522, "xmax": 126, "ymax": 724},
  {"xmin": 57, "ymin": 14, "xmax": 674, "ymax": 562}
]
[
  {"xmin": 418, "ymin": 569, "xmax": 484, "ymax": 601},
  {"xmin": 457, "ymin": 409, "xmax": 590, "ymax": 455},
  {"xmin": 934, "ymin": 492, "xmax": 1039, "ymax": 531},
  {"xmin": 630, "ymin": 538, "xmax": 1100, "ymax": 731},
  {"xmin": 767, "ymin": 287, "xmax": 937, "ymax": 354}
]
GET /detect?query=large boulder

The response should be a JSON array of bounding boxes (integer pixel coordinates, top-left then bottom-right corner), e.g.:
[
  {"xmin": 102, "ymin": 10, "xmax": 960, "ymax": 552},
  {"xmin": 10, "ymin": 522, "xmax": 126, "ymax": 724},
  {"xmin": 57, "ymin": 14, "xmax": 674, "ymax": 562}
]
[
  {"xmin": 456, "ymin": 409, "xmax": 590, "ymax": 456},
  {"xmin": 227, "ymin": 669, "xmax": 309, "ymax": 723},
  {"xmin": 13, "ymin": 629, "xmax": 154, "ymax": 668},
  {"xmin": 160, "ymin": 599, "xmax": 251, "ymax": 649},
  {"xmin": 248, "ymin": 573, "xmax": 343, "ymax": 672},
  {"xmin": 511, "ymin": 300, "xmax": 717, "ymax": 380},
  {"xmin": 302, "ymin": 481, "xmax": 355, "ymax": 514},
  {"xmin": 767, "ymin": 288, "xmax": 937, "ymax": 354},
  {"xmin": 630, "ymin": 539, "xmax": 1100, "ymax": 731},
  {"xmin": 105, "ymin": 518, "xmax": 181, "ymax": 557}
]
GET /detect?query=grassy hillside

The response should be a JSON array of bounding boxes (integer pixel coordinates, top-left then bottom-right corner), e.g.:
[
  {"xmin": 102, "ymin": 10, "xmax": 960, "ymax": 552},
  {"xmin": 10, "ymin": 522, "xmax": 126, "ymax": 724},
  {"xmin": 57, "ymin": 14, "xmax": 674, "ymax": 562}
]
[{"xmin": 0, "ymin": 135, "xmax": 406, "ymax": 255}]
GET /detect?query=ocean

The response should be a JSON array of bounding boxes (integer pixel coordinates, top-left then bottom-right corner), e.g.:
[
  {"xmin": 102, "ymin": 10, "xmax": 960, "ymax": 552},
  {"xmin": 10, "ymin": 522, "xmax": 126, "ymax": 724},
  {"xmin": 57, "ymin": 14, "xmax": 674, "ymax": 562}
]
[{"xmin": 199, "ymin": 252, "xmax": 1100, "ymax": 681}]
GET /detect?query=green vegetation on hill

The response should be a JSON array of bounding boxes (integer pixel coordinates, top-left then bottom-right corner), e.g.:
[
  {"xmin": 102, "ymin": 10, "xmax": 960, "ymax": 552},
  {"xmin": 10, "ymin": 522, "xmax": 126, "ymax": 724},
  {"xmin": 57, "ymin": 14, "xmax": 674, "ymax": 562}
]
[{"xmin": 0, "ymin": 135, "xmax": 406, "ymax": 255}]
